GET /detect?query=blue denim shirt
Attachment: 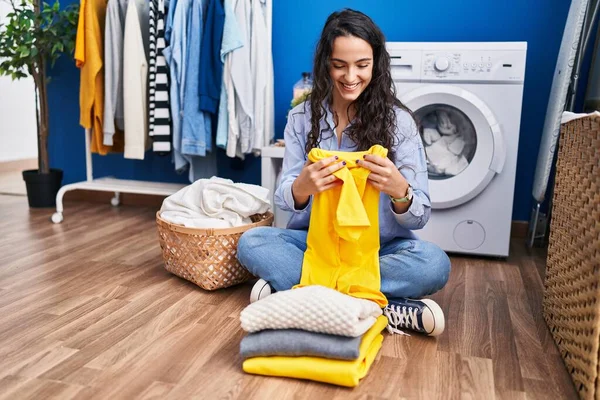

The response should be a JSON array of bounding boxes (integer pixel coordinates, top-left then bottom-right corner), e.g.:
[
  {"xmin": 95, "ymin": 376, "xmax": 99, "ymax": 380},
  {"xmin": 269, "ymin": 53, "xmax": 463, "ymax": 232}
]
[
  {"xmin": 274, "ymin": 101, "xmax": 431, "ymax": 244},
  {"xmin": 181, "ymin": 0, "xmax": 211, "ymax": 156},
  {"xmin": 163, "ymin": 0, "xmax": 217, "ymax": 181}
]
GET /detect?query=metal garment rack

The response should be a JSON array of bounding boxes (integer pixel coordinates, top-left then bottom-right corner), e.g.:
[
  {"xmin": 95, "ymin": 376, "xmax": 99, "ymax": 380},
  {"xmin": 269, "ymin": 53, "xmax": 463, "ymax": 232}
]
[
  {"xmin": 51, "ymin": 129, "xmax": 185, "ymax": 223},
  {"xmin": 51, "ymin": 0, "xmax": 273, "ymax": 224}
]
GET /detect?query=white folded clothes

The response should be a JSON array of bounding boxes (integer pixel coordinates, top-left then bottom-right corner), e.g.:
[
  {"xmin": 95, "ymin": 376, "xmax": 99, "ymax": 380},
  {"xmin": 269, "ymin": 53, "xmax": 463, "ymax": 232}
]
[
  {"xmin": 240, "ymin": 285, "xmax": 383, "ymax": 337},
  {"xmin": 160, "ymin": 176, "xmax": 271, "ymax": 228}
]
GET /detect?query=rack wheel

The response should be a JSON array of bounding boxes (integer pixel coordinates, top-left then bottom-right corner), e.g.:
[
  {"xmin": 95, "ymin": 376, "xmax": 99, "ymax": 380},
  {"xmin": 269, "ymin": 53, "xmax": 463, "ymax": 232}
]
[
  {"xmin": 111, "ymin": 196, "xmax": 120, "ymax": 207},
  {"xmin": 51, "ymin": 212, "xmax": 63, "ymax": 224}
]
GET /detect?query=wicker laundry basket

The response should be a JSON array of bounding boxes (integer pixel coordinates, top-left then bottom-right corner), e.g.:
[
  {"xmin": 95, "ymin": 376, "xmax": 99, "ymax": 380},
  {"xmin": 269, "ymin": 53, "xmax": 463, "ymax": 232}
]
[
  {"xmin": 156, "ymin": 211, "xmax": 273, "ymax": 291},
  {"xmin": 543, "ymin": 115, "xmax": 600, "ymax": 400}
]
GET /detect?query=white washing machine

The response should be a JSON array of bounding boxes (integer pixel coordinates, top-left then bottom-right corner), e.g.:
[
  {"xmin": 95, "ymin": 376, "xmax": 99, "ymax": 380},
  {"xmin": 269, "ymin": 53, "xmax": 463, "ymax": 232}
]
[{"xmin": 388, "ymin": 42, "xmax": 527, "ymax": 257}]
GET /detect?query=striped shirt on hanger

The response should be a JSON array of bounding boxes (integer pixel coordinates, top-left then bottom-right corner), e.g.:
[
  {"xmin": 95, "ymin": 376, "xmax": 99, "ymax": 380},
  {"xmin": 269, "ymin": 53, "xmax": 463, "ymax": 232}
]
[{"xmin": 149, "ymin": 0, "xmax": 172, "ymax": 153}]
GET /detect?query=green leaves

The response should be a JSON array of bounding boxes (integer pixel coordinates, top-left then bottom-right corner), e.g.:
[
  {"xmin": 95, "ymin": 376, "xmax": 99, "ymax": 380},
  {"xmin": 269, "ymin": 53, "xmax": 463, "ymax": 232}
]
[
  {"xmin": 0, "ymin": 0, "xmax": 78, "ymax": 172},
  {"xmin": 0, "ymin": 0, "xmax": 79, "ymax": 80},
  {"xmin": 51, "ymin": 42, "xmax": 63, "ymax": 54}
]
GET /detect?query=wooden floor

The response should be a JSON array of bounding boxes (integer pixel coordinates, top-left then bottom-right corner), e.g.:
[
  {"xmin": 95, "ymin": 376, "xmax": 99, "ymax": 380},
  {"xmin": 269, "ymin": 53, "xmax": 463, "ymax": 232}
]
[{"xmin": 0, "ymin": 194, "xmax": 577, "ymax": 399}]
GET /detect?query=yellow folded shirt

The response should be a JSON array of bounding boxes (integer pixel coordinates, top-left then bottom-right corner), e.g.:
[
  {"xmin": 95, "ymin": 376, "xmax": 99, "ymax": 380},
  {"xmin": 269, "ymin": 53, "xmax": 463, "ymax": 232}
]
[
  {"xmin": 295, "ymin": 145, "xmax": 388, "ymax": 308},
  {"xmin": 242, "ymin": 315, "xmax": 388, "ymax": 387}
]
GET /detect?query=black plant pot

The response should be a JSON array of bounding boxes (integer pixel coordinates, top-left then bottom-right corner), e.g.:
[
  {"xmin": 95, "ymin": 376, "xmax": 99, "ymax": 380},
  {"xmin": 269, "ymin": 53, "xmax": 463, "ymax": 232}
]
[{"xmin": 22, "ymin": 169, "xmax": 63, "ymax": 208}]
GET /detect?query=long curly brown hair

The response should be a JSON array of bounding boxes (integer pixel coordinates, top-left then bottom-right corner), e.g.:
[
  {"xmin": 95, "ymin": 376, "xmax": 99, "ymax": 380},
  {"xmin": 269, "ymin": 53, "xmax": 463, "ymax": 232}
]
[{"xmin": 307, "ymin": 9, "xmax": 413, "ymax": 162}]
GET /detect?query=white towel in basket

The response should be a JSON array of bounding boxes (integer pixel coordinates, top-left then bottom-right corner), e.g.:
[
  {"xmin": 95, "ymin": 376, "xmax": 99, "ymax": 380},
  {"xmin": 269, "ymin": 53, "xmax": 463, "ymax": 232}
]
[{"xmin": 160, "ymin": 176, "xmax": 271, "ymax": 228}]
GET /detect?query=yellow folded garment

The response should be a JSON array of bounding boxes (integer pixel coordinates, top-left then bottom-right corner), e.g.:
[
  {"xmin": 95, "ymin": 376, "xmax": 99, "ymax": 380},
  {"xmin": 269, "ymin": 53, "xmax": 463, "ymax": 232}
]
[
  {"xmin": 295, "ymin": 145, "xmax": 388, "ymax": 308},
  {"xmin": 242, "ymin": 315, "xmax": 387, "ymax": 387}
]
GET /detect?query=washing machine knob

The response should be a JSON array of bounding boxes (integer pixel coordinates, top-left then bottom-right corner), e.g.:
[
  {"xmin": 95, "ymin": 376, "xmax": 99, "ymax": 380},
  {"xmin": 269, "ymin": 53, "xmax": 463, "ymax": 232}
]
[{"xmin": 434, "ymin": 57, "xmax": 450, "ymax": 72}]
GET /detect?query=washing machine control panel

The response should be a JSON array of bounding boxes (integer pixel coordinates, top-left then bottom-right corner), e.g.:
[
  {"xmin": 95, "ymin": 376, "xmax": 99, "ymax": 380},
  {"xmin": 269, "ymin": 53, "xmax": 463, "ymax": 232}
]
[
  {"xmin": 423, "ymin": 52, "xmax": 494, "ymax": 78},
  {"xmin": 386, "ymin": 44, "xmax": 526, "ymax": 83},
  {"xmin": 420, "ymin": 50, "xmax": 526, "ymax": 82}
]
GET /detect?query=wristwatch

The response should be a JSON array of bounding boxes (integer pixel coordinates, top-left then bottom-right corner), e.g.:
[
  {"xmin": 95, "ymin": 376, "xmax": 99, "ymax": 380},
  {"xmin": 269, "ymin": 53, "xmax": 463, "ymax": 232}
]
[{"xmin": 390, "ymin": 184, "xmax": 413, "ymax": 203}]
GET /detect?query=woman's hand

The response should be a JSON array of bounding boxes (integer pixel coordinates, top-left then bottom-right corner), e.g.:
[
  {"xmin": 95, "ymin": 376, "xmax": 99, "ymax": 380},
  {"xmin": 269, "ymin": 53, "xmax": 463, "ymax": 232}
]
[
  {"xmin": 358, "ymin": 154, "xmax": 411, "ymax": 210},
  {"xmin": 291, "ymin": 156, "xmax": 345, "ymax": 208}
]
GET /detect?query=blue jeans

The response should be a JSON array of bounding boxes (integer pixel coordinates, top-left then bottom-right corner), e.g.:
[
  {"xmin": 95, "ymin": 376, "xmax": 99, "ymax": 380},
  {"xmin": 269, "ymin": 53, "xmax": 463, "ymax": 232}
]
[{"xmin": 237, "ymin": 227, "xmax": 451, "ymax": 299}]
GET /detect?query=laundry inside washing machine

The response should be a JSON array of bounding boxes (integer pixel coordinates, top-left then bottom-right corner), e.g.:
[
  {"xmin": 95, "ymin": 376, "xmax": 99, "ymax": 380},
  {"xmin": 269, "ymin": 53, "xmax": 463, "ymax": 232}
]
[{"xmin": 416, "ymin": 104, "xmax": 478, "ymax": 178}]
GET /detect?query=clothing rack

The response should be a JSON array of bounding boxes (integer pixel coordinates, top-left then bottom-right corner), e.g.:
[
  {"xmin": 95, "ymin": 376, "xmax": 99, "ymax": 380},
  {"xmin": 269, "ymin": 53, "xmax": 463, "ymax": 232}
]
[{"xmin": 52, "ymin": 0, "xmax": 273, "ymax": 224}]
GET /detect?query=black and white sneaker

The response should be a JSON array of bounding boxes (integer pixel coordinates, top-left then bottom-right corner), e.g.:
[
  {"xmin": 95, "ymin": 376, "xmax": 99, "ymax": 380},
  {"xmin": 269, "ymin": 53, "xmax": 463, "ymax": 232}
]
[
  {"xmin": 383, "ymin": 298, "xmax": 445, "ymax": 337},
  {"xmin": 249, "ymin": 279, "xmax": 273, "ymax": 303}
]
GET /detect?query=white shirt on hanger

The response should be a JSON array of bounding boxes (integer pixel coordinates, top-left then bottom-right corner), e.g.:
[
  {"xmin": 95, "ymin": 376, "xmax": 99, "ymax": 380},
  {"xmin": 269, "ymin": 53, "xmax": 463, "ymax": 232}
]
[
  {"xmin": 251, "ymin": 0, "xmax": 268, "ymax": 153},
  {"xmin": 225, "ymin": 52, "xmax": 241, "ymax": 158},
  {"xmin": 227, "ymin": 0, "xmax": 253, "ymax": 157},
  {"xmin": 123, "ymin": 0, "xmax": 150, "ymax": 160}
]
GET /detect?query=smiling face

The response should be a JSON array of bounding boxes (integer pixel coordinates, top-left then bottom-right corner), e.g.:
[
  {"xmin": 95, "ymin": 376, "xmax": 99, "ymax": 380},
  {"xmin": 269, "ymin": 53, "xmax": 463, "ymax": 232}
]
[{"xmin": 329, "ymin": 35, "xmax": 374, "ymax": 109}]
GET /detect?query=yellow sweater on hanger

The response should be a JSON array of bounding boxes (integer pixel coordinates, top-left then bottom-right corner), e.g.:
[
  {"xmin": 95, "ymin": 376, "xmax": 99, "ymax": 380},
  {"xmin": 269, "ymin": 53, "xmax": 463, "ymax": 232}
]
[
  {"xmin": 75, "ymin": 0, "xmax": 124, "ymax": 155},
  {"xmin": 295, "ymin": 144, "xmax": 388, "ymax": 308}
]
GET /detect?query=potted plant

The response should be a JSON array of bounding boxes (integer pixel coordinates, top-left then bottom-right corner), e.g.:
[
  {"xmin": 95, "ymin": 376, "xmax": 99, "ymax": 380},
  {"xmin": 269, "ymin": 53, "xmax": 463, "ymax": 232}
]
[{"xmin": 0, "ymin": 0, "xmax": 78, "ymax": 207}]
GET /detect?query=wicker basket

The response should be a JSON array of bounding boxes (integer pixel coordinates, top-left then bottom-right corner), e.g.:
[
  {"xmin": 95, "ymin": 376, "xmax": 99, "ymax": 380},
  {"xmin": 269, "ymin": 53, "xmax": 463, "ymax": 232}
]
[
  {"xmin": 156, "ymin": 211, "xmax": 273, "ymax": 291},
  {"xmin": 543, "ymin": 115, "xmax": 600, "ymax": 400}
]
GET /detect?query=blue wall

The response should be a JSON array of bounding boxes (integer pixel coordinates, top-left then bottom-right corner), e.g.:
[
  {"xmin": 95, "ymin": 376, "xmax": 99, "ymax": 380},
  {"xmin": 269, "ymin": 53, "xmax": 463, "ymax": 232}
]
[{"xmin": 48, "ymin": 0, "xmax": 571, "ymax": 221}]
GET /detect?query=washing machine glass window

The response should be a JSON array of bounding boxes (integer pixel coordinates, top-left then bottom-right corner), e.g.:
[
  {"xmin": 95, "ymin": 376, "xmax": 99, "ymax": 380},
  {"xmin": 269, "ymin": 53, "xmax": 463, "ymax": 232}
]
[
  {"xmin": 401, "ymin": 84, "xmax": 505, "ymax": 209},
  {"xmin": 415, "ymin": 104, "xmax": 477, "ymax": 180}
]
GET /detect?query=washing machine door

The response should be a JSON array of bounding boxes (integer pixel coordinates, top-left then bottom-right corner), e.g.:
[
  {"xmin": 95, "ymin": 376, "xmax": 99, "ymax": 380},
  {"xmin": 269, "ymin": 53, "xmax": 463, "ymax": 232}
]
[{"xmin": 400, "ymin": 84, "xmax": 505, "ymax": 209}]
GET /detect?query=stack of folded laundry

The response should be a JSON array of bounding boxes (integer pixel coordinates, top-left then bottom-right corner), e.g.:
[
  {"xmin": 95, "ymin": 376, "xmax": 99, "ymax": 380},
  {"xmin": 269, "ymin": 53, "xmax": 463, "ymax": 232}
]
[{"xmin": 239, "ymin": 285, "xmax": 387, "ymax": 387}]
